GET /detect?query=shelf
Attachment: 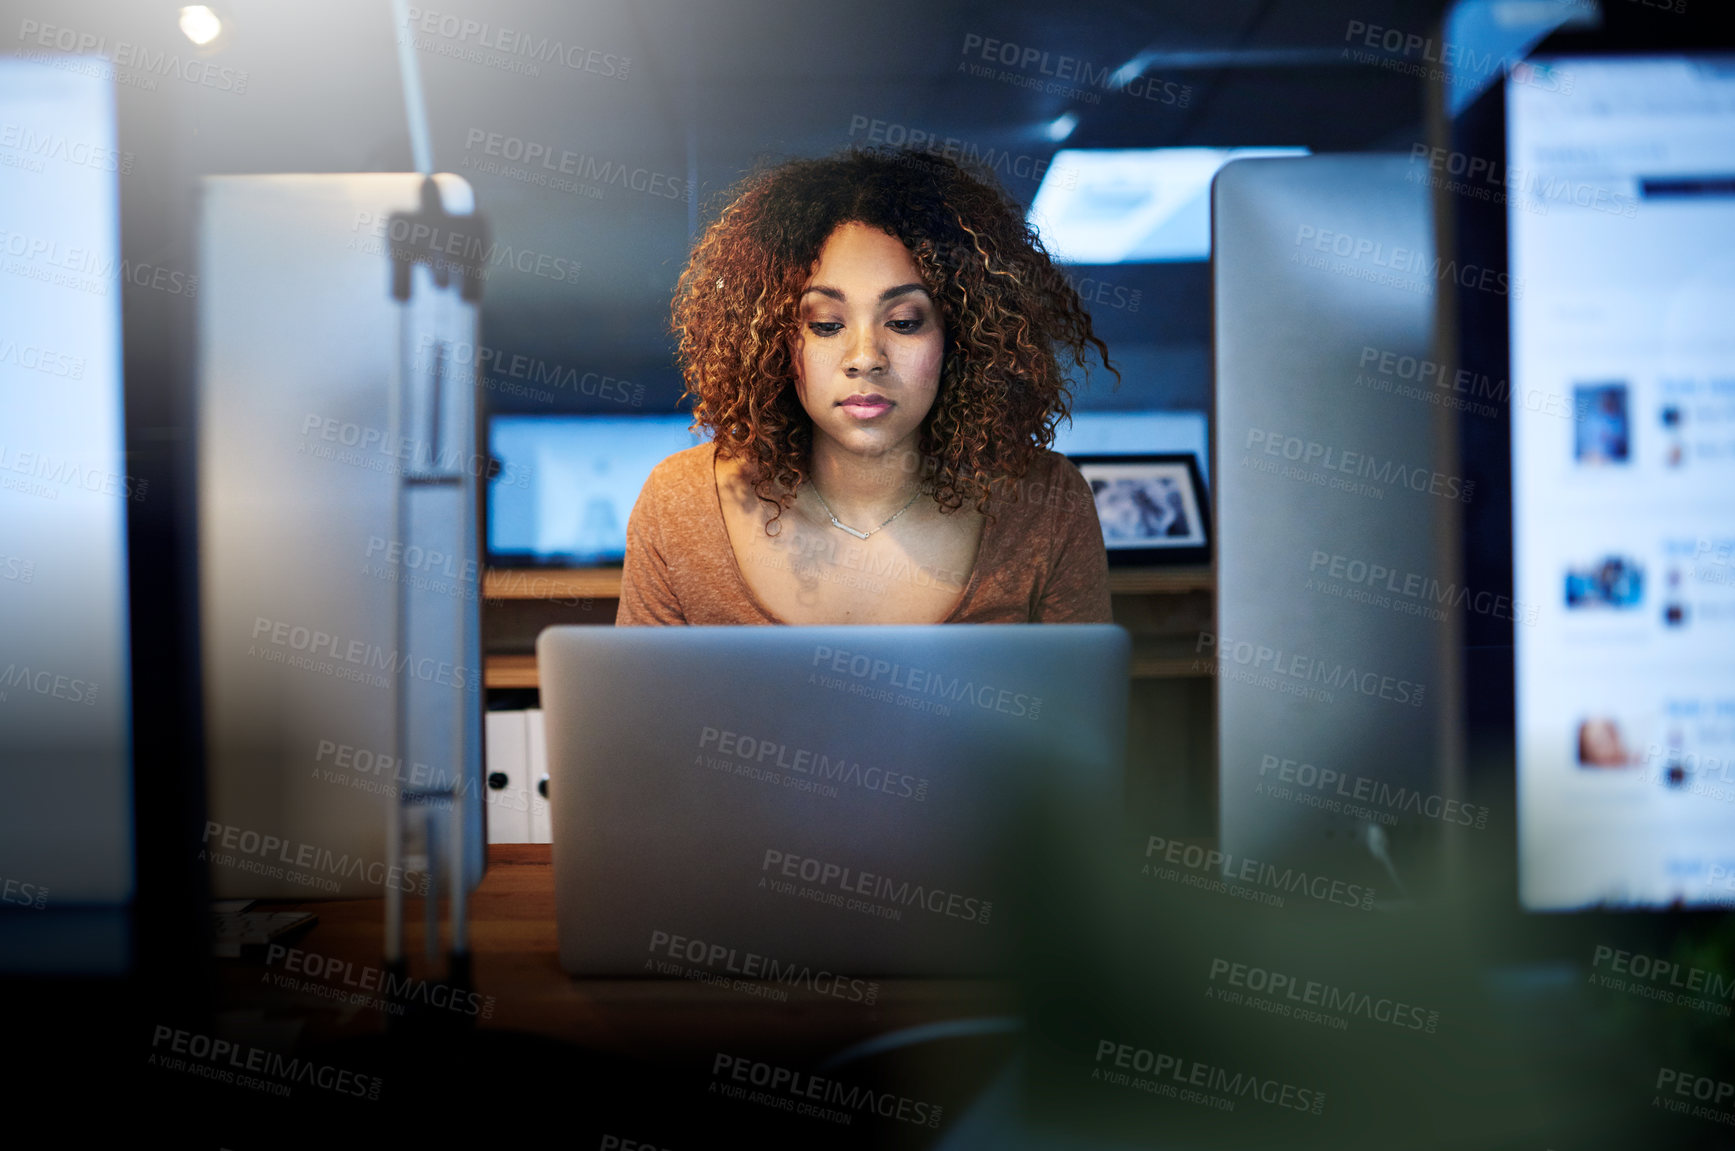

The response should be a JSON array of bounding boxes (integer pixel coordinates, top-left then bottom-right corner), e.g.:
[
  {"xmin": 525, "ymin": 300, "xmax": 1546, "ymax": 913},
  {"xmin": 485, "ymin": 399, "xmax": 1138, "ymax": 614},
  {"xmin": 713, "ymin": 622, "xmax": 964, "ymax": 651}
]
[
  {"xmin": 1128, "ymin": 654, "xmax": 1210, "ymax": 679},
  {"xmin": 484, "ymin": 568, "xmax": 625, "ymax": 600},
  {"xmin": 483, "ymin": 565, "xmax": 1213, "ymax": 600},
  {"xmin": 1106, "ymin": 566, "xmax": 1213, "ymax": 595},
  {"xmin": 486, "ymin": 654, "xmax": 540, "ymax": 689}
]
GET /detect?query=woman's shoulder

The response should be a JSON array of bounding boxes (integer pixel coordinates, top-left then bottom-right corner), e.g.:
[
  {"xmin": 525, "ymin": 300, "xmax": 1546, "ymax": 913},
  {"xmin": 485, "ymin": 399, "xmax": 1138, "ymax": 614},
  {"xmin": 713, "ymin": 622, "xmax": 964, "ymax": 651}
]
[
  {"xmin": 641, "ymin": 441, "xmax": 717, "ymax": 497},
  {"xmin": 629, "ymin": 442, "xmax": 717, "ymax": 541},
  {"xmin": 1028, "ymin": 446, "xmax": 1085, "ymax": 484},
  {"xmin": 1002, "ymin": 447, "xmax": 1092, "ymax": 511}
]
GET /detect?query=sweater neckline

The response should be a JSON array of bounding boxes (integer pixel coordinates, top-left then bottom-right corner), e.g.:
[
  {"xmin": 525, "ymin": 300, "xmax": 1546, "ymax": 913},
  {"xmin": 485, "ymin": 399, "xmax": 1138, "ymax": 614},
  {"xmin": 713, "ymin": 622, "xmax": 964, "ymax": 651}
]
[{"xmin": 705, "ymin": 444, "xmax": 986, "ymax": 624}]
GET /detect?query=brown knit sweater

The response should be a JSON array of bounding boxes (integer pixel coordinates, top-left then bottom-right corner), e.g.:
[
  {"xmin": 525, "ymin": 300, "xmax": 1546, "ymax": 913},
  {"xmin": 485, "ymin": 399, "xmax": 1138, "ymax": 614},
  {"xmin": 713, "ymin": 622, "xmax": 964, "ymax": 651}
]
[{"xmin": 616, "ymin": 444, "xmax": 1112, "ymax": 625}]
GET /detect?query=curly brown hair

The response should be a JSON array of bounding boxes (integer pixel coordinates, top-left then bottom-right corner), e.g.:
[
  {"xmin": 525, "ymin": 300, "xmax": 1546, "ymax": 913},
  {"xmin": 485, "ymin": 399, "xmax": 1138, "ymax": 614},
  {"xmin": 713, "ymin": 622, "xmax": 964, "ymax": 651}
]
[{"xmin": 670, "ymin": 146, "xmax": 1115, "ymax": 528}]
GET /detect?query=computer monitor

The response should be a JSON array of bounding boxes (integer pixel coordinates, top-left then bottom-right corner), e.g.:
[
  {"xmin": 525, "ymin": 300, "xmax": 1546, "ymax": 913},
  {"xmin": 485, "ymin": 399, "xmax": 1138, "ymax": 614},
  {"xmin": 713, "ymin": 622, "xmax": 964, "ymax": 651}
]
[
  {"xmin": 197, "ymin": 173, "xmax": 487, "ymax": 900},
  {"xmin": 1211, "ymin": 154, "xmax": 1459, "ymax": 896},
  {"xmin": 0, "ymin": 58, "xmax": 133, "ymax": 972},
  {"xmin": 1503, "ymin": 54, "xmax": 1735, "ymax": 910},
  {"xmin": 487, "ymin": 413, "xmax": 708, "ymax": 566}
]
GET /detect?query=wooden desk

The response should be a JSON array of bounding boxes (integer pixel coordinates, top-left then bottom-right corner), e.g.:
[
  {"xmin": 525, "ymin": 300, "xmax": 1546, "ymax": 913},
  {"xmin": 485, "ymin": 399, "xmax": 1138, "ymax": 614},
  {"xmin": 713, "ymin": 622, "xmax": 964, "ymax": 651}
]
[{"xmin": 222, "ymin": 845, "xmax": 1020, "ymax": 1065}]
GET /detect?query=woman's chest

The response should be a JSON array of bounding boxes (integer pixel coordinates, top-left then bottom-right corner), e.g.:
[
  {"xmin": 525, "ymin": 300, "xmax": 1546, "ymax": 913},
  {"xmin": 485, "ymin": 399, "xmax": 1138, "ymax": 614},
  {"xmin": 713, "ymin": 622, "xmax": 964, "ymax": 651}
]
[{"xmin": 727, "ymin": 512, "xmax": 983, "ymax": 624}]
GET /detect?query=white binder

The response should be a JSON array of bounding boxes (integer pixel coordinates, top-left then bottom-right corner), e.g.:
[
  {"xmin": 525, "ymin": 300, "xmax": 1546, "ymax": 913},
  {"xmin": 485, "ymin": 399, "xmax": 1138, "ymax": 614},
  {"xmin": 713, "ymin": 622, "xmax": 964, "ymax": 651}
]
[
  {"xmin": 526, "ymin": 708, "xmax": 552, "ymax": 845},
  {"xmin": 483, "ymin": 711, "xmax": 532, "ymax": 844}
]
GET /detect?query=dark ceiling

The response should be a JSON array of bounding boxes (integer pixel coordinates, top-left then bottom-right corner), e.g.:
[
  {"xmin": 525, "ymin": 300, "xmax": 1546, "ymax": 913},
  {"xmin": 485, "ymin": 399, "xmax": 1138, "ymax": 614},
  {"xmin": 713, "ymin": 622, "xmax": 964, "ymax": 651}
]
[{"xmin": 11, "ymin": 0, "xmax": 1456, "ymax": 410}]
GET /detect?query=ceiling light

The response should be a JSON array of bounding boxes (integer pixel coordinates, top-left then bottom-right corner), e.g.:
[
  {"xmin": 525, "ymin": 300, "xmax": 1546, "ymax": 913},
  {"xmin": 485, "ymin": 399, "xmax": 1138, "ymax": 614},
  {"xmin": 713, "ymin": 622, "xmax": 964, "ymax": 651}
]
[
  {"xmin": 179, "ymin": 6, "xmax": 222, "ymax": 47},
  {"xmin": 1029, "ymin": 147, "xmax": 1310, "ymax": 263}
]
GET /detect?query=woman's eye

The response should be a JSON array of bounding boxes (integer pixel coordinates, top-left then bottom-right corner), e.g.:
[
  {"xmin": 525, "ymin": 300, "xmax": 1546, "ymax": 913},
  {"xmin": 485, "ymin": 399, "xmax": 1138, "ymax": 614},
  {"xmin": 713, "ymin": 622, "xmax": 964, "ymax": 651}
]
[
  {"xmin": 887, "ymin": 317, "xmax": 925, "ymax": 333},
  {"xmin": 806, "ymin": 321, "xmax": 843, "ymax": 336}
]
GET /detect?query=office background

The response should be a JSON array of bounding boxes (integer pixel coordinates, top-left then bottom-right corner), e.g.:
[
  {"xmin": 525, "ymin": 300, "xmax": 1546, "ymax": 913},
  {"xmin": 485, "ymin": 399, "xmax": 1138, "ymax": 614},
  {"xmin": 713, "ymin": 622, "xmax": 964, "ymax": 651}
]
[{"xmin": 5, "ymin": 0, "xmax": 1734, "ymax": 1144}]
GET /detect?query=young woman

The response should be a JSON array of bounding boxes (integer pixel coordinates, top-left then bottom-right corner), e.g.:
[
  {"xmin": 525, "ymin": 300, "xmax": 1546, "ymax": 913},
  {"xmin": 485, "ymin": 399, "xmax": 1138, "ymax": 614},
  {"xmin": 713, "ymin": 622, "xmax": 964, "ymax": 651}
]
[{"xmin": 617, "ymin": 147, "xmax": 1116, "ymax": 625}]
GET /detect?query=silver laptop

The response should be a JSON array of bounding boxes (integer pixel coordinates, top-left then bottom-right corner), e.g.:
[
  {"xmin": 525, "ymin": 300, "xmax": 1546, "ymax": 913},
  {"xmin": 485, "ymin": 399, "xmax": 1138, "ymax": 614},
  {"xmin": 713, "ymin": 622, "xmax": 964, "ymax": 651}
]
[{"xmin": 537, "ymin": 624, "xmax": 1129, "ymax": 976}]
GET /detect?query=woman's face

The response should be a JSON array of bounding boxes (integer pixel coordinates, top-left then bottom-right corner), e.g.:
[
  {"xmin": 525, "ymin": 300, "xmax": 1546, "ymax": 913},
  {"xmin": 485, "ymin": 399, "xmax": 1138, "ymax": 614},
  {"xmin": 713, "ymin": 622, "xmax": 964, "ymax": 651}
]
[{"xmin": 791, "ymin": 222, "xmax": 945, "ymax": 465}]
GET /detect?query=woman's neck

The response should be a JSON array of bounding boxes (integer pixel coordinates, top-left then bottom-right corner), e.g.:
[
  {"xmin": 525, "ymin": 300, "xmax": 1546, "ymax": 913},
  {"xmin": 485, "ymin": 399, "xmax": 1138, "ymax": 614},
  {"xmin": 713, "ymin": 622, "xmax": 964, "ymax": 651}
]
[{"xmin": 806, "ymin": 438, "xmax": 925, "ymax": 524}]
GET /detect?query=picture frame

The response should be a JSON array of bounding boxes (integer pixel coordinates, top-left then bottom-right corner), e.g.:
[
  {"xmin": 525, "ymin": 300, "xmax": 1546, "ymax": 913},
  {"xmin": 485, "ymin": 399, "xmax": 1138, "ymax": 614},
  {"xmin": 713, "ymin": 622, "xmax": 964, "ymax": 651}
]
[{"xmin": 1068, "ymin": 452, "xmax": 1211, "ymax": 566}]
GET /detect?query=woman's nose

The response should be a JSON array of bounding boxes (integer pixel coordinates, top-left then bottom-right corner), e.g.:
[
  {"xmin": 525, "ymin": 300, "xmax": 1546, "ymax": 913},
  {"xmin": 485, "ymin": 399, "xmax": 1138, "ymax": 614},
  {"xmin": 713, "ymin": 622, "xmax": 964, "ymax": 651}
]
[{"xmin": 842, "ymin": 326, "xmax": 887, "ymax": 374}]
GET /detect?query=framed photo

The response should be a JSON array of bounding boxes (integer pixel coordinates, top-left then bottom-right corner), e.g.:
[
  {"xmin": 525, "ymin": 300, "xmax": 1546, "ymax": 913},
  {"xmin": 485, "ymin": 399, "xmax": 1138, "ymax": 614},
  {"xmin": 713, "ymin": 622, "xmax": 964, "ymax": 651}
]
[{"xmin": 1069, "ymin": 453, "xmax": 1211, "ymax": 566}]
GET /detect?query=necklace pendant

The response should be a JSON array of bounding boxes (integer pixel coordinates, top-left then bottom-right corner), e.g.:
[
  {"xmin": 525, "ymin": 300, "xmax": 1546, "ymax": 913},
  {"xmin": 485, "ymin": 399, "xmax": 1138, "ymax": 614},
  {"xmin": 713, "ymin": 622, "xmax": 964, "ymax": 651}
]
[{"xmin": 831, "ymin": 517, "xmax": 872, "ymax": 540}]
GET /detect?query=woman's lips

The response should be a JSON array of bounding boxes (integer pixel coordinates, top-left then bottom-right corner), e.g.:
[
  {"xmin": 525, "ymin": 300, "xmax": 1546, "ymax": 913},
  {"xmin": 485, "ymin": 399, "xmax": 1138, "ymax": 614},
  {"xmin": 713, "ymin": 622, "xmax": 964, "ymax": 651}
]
[{"xmin": 839, "ymin": 393, "xmax": 892, "ymax": 419}]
